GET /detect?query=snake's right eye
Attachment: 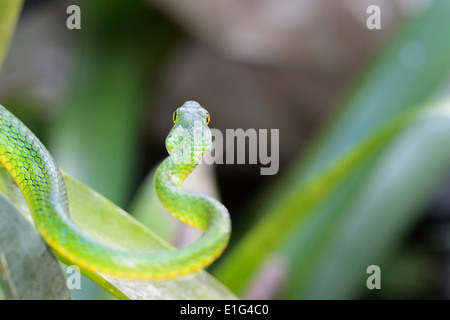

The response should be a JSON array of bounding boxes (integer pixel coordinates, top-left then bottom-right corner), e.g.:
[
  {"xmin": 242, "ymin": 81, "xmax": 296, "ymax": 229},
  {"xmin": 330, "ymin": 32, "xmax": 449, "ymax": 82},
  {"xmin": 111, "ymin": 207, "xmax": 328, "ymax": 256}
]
[{"xmin": 172, "ymin": 111, "xmax": 177, "ymax": 123}]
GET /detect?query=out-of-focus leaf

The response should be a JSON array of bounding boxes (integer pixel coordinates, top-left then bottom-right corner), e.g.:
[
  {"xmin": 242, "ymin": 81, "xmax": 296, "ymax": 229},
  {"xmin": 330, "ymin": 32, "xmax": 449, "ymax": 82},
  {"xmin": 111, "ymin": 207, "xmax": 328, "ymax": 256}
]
[
  {"xmin": 214, "ymin": 0, "xmax": 450, "ymax": 297},
  {"xmin": 295, "ymin": 103, "xmax": 450, "ymax": 299},
  {"xmin": 0, "ymin": 0, "xmax": 23, "ymax": 71},
  {"xmin": 50, "ymin": 0, "xmax": 182, "ymax": 207},
  {"xmin": 0, "ymin": 175, "xmax": 71, "ymax": 300},
  {"xmin": 0, "ymin": 167, "xmax": 237, "ymax": 300}
]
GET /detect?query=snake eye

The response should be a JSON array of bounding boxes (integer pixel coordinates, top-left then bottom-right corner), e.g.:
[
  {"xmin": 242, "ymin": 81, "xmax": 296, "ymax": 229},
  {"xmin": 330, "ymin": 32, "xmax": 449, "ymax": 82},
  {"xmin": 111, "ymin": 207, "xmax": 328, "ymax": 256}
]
[
  {"xmin": 206, "ymin": 112, "xmax": 210, "ymax": 125},
  {"xmin": 172, "ymin": 111, "xmax": 177, "ymax": 124}
]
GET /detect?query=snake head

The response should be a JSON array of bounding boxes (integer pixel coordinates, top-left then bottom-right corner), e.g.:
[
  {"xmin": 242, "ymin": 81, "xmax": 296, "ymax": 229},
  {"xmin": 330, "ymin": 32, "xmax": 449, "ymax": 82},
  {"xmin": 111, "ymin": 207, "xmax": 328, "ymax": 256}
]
[{"xmin": 166, "ymin": 101, "xmax": 212, "ymax": 165}]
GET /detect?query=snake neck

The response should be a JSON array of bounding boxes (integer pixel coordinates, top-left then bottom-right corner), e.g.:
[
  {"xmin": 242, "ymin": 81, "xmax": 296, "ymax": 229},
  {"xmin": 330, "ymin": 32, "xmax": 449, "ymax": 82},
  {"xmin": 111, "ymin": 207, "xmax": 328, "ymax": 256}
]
[
  {"xmin": 165, "ymin": 157, "xmax": 197, "ymax": 187},
  {"xmin": 154, "ymin": 157, "xmax": 206, "ymax": 229}
]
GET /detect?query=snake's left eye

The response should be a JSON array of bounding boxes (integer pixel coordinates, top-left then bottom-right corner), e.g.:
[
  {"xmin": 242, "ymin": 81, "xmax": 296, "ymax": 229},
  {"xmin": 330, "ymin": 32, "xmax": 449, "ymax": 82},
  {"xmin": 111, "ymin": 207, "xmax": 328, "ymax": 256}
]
[
  {"xmin": 173, "ymin": 111, "xmax": 177, "ymax": 124},
  {"xmin": 206, "ymin": 112, "xmax": 210, "ymax": 125}
]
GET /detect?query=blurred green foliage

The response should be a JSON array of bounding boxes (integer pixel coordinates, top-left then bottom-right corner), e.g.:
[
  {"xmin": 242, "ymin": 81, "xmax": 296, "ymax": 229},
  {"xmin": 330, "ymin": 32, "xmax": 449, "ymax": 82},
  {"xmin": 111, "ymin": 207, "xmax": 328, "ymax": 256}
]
[
  {"xmin": 214, "ymin": 0, "xmax": 450, "ymax": 299},
  {"xmin": 50, "ymin": 0, "xmax": 182, "ymax": 207}
]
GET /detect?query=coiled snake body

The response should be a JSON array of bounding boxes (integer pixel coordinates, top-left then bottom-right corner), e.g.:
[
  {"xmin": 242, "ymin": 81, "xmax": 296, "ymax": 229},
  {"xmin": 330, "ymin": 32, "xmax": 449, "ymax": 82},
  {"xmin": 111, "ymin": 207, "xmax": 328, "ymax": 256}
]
[{"xmin": 0, "ymin": 101, "xmax": 231, "ymax": 279}]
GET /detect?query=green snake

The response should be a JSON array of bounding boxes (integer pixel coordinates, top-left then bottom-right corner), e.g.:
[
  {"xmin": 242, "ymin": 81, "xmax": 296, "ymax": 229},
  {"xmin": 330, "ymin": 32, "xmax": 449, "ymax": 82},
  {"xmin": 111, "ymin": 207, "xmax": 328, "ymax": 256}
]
[{"xmin": 0, "ymin": 101, "xmax": 231, "ymax": 280}]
